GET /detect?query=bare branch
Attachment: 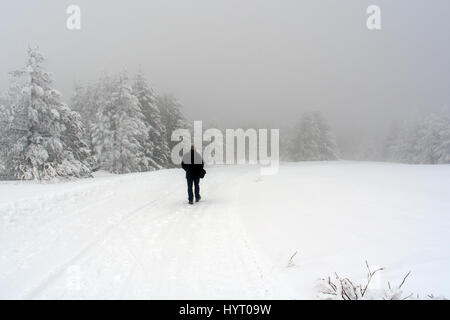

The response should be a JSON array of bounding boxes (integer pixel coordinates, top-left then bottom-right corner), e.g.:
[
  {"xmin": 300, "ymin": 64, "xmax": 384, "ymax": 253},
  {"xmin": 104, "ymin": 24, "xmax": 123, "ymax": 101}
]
[
  {"xmin": 398, "ymin": 271, "xmax": 411, "ymax": 289},
  {"xmin": 361, "ymin": 263, "xmax": 384, "ymax": 297},
  {"xmin": 402, "ymin": 293, "xmax": 413, "ymax": 300},
  {"xmin": 287, "ymin": 251, "xmax": 298, "ymax": 268},
  {"xmin": 317, "ymin": 262, "xmax": 430, "ymax": 300}
]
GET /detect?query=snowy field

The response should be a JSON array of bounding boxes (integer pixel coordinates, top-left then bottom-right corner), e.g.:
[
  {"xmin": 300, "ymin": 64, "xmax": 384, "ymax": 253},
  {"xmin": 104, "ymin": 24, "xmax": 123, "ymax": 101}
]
[{"xmin": 0, "ymin": 161, "xmax": 449, "ymax": 299}]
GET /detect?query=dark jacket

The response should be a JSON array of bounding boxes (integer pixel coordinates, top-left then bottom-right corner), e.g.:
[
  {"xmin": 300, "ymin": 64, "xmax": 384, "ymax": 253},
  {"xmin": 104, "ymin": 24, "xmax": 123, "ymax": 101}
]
[{"xmin": 181, "ymin": 149, "xmax": 205, "ymax": 179}]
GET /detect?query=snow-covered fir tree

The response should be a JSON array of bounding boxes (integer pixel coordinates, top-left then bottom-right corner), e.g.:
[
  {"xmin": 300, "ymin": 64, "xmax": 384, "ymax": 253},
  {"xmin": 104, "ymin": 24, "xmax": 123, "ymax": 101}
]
[
  {"xmin": 290, "ymin": 111, "xmax": 339, "ymax": 161},
  {"xmin": 1, "ymin": 47, "xmax": 92, "ymax": 180},
  {"xmin": 156, "ymin": 93, "xmax": 191, "ymax": 165},
  {"xmin": 313, "ymin": 112, "xmax": 340, "ymax": 160},
  {"xmin": 435, "ymin": 114, "xmax": 450, "ymax": 163},
  {"xmin": 0, "ymin": 93, "xmax": 10, "ymax": 176},
  {"xmin": 72, "ymin": 71, "xmax": 191, "ymax": 172},
  {"xmin": 384, "ymin": 110, "xmax": 450, "ymax": 164},
  {"xmin": 70, "ymin": 83, "xmax": 96, "ymax": 151},
  {"xmin": 132, "ymin": 69, "xmax": 170, "ymax": 168},
  {"xmin": 92, "ymin": 72, "xmax": 151, "ymax": 174},
  {"xmin": 87, "ymin": 74, "xmax": 121, "ymax": 170},
  {"xmin": 291, "ymin": 112, "xmax": 321, "ymax": 161},
  {"xmin": 416, "ymin": 113, "xmax": 450, "ymax": 164}
]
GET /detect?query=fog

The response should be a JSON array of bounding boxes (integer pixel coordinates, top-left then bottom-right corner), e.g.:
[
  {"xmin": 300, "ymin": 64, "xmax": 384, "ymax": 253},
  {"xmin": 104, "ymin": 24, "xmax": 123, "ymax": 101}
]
[{"xmin": 1, "ymin": 0, "xmax": 449, "ymax": 155}]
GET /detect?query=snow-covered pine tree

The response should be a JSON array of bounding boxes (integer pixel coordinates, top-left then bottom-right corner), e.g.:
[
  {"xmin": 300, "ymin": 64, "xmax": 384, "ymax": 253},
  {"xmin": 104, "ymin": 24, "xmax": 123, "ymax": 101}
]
[
  {"xmin": 313, "ymin": 112, "xmax": 339, "ymax": 160},
  {"xmin": 292, "ymin": 112, "xmax": 321, "ymax": 161},
  {"xmin": 434, "ymin": 112, "xmax": 450, "ymax": 164},
  {"xmin": 70, "ymin": 82, "xmax": 87, "ymax": 116},
  {"xmin": 90, "ymin": 76, "xmax": 113, "ymax": 170},
  {"xmin": 70, "ymin": 83, "xmax": 95, "ymax": 149},
  {"xmin": 0, "ymin": 93, "xmax": 9, "ymax": 177},
  {"xmin": 156, "ymin": 94, "xmax": 191, "ymax": 166},
  {"xmin": 416, "ymin": 112, "xmax": 450, "ymax": 164},
  {"xmin": 2, "ymin": 47, "xmax": 92, "ymax": 180},
  {"xmin": 58, "ymin": 104, "xmax": 94, "ymax": 175},
  {"xmin": 92, "ymin": 72, "xmax": 150, "ymax": 174},
  {"xmin": 383, "ymin": 110, "xmax": 450, "ymax": 164},
  {"xmin": 279, "ymin": 123, "xmax": 296, "ymax": 161},
  {"xmin": 416, "ymin": 114, "xmax": 442, "ymax": 164},
  {"xmin": 290, "ymin": 111, "xmax": 338, "ymax": 161},
  {"xmin": 132, "ymin": 69, "xmax": 170, "ymax": 169}
]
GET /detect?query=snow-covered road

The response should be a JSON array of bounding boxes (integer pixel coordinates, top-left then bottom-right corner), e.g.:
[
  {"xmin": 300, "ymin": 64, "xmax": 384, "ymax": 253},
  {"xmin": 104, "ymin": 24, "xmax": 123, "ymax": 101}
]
[
  {"xmin": 1, "ymin": 162, "xmax": 449, "ymax": 299},
  {"xmin": 0, "ymin": 166, "xmax": 283, "ymax": 299}
]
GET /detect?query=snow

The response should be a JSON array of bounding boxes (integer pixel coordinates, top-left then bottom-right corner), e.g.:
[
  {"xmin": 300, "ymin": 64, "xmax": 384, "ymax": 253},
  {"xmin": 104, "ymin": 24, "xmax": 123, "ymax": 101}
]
[{"xmin": 0, "ymin": 162, "xmax": 449, "ymax": 299}]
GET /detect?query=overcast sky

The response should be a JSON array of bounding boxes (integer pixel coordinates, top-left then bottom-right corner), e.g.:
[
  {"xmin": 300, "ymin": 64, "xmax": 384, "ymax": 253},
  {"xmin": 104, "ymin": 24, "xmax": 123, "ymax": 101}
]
[{"xmin": 1, "ymin": 0, "xmax": 449, "ymax": 149}]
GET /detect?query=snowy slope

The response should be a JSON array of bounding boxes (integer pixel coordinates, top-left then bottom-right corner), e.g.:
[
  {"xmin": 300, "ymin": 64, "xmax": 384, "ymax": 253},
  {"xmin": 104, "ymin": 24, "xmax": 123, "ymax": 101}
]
[{"xmin": 0, "ymin": 162, "xmax": 449, "ymax": 299}]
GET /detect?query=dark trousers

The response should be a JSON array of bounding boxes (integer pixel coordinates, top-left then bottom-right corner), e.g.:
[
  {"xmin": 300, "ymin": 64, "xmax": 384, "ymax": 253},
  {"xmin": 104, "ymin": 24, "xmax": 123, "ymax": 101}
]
[{"xmin": 187, "ymin": 177, "xmax": 200, "ymax": 202}]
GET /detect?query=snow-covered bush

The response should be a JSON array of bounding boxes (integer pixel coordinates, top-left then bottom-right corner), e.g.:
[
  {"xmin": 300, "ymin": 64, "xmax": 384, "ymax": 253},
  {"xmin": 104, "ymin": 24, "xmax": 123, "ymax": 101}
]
[
  {"xmin": 317, "ymin": 261, "xmax": 411, "ymax": 300},
  {"xmin": 317, "ymin": 261, "xmax": 447, "ymax": 300}
]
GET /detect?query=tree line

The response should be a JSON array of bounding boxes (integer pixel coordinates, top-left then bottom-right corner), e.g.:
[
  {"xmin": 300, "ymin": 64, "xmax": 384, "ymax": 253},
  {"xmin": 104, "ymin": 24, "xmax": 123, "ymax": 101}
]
[
  {"xmin": 0, "ymin": 47, "xmax": 189, "ymax": 180},
  {"xmin": 282, "ymin": 108, "xmax": 449, "ymax": 164},
  {"xmin": 1, "ymin": 47, "xmax": 448, "ymax": 181}
]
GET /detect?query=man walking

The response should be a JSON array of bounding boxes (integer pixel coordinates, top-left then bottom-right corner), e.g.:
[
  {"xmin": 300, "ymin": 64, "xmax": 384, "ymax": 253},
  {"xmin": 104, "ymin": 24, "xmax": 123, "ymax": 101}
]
[{"xmin": 181, "ymin": 145, "xmax": 205, "ymax": 204}]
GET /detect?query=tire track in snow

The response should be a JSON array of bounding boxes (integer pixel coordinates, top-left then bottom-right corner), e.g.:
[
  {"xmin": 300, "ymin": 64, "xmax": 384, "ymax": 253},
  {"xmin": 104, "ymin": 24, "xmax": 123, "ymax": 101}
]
[{"xmin": 22, "ymin": 183, "xmax": 183, "ymax": 299}]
